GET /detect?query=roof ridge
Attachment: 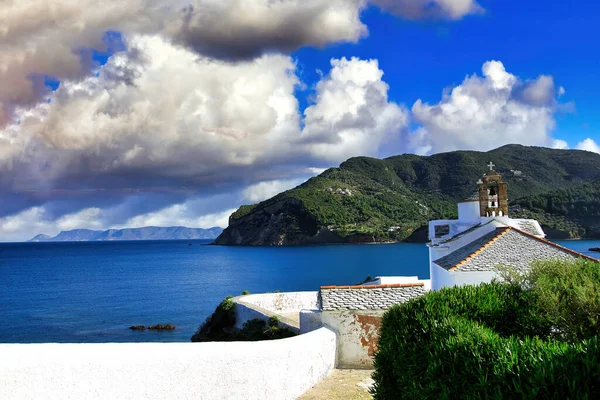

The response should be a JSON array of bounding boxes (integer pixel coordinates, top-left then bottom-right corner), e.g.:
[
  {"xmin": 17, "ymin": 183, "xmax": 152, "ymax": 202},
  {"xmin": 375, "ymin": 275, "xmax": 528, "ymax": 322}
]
[
  {"xmin": 320, "ymin": 283, "xmax": 425, "ymax": 290},
  {"xmin": 448, "ymin": 227, "xmax": 511, "ymax": 271},
  {"xmin": 505, "ymin": 226, "xmax": 599, "ymax": 262}
]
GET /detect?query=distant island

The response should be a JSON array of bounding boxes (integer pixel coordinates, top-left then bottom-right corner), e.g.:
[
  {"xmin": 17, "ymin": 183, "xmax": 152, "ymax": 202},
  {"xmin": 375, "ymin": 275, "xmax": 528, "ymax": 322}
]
[
  {"xmin": 29, "ymin": 226, "xmax": 223, "ymax": 242},
  {"xmin": 215, "ymin": 144, "xmax": 600, "ymax": 246}
]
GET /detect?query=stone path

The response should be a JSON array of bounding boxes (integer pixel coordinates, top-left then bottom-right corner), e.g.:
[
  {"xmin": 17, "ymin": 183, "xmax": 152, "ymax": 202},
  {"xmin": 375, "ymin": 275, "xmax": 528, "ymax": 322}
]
[{"xmin": 298, "ymin": 369, "xmax": 374, "ymax": 400}]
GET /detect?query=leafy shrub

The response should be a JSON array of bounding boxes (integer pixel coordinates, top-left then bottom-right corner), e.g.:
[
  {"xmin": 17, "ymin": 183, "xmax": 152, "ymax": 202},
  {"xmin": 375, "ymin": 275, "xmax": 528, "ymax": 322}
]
[
  {"xmin": 526, "ymin": 258, "xmax": 600, "ymax": 341},
  {"xmin": 238, "ymin": 317, "xmax": 296, "ymax": 341},
  {"xmin": 372, "ymin": 267, "xmax": 600, "ymax": 399},
  {"xmin": 499, "ymin": 258, "xmax": 600, "ymax": 341},
  {"xmin": 268, "ymin": 316, "xmax": 280, "ymax": 328},
  {"xmin": 191, "ymin": 296, "xmax": 235, "ymax": 342},
  {"xmin": 242, "ymin": 290, "xmax": 250, "ymax": 295},
  {"xmin": 191, "ymin": 296, "xmax": 296, "ymax": 342}
]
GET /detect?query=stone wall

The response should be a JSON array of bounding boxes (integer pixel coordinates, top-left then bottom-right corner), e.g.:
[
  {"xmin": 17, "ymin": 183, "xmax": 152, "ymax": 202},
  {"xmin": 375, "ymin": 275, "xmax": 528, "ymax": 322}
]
[{"xmin": 0, "ymin": 328, "xmax": 336, "ymax": 400}]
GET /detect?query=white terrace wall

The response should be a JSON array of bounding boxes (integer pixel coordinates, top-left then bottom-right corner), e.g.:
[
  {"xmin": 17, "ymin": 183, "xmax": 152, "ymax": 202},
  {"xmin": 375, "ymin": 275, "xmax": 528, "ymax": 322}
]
[
  {"xmin": 0, "ymin": 327, "xmax": 336, "ymax": 400},
  {"xmin": 234, "ymin": 291, "xmax": 318, "ymax": 333},
  {"xmin": 301, "ymin": 309, "xmax": 385, "ymax": 369}
]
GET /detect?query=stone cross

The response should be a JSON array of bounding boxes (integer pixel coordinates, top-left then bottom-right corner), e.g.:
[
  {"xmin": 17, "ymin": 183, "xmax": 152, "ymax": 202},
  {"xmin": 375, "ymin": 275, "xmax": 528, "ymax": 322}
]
[{"xmin": 487, "ymin": 162, "xmax": 495, "ymax": 171}]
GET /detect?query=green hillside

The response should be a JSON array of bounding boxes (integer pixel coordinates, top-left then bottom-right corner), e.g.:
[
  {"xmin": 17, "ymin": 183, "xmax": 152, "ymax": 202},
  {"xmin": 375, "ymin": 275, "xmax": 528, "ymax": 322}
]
[
  {"xmin": 512, "ymin": 181, "xmax": 600, "ymax": 238},
  {"xmin": 215, "ymin": 145, "xmax": 600, "ymax": 246}
]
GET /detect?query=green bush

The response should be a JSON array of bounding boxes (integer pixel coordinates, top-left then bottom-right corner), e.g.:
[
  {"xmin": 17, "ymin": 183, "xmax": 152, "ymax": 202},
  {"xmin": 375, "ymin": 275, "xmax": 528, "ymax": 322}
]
[
  {"xmin": 191, "ymin": 296, "xmax": 235, "ymax": 342},
  {"xmin": 238, "ymin": 317, "xmax": 296, "ymax": 341},
  {"xmin": 525, "ymin": 259, "xmax": 600, "ymax": 341},
  {"xmin": 191, "ymin": 296, "xmax": 296, "ymax": 342},
  {"xmin": 372, "ymin": 262, "xmax": 600, "ymax": 399}
]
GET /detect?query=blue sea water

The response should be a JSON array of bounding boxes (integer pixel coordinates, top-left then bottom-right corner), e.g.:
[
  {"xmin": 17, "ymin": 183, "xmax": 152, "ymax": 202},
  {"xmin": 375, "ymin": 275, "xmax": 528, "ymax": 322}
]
[{"xmin": 0, "ymin": 239, "xmax": 598, "ymax": 343}]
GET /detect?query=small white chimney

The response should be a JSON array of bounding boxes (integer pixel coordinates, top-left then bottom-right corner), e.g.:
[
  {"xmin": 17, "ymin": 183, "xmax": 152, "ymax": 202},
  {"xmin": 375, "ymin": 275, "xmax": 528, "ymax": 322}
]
[{"xmin": 458, "ymin": 200, "xmax": 480, "ymax": 223}]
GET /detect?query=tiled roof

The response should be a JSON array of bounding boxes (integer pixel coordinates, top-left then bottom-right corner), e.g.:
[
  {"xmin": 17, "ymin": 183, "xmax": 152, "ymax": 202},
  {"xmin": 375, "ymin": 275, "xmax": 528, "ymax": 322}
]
[
  {"xmin": 319, "ymin": 283, "xmax": 427, "ymax": 311},
  {"xmin": 514, "ymin": 220, "xmax": 542, "ymax": 236},
  {"xmin": 435, "ymin": 227, "xmax": 597, "ymax": 272}
]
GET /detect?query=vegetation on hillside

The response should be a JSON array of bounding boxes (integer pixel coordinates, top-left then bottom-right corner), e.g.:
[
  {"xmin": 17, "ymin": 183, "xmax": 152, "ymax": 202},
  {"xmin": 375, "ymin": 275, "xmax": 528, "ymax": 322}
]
[
  {"xmin": 512, "ymin": 180, "xmax": 600, "ymax": 238},
  {"xmin": 372, "ymin": 258, "xmax": 600, "ymax": 399},
  {"xmin": 219, "ymin": 145, "xmax": 600, "ymax": 244}
]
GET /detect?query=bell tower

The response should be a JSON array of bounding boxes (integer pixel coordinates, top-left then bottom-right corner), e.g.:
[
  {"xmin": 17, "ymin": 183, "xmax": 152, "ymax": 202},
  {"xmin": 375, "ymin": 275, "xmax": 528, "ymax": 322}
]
[{"xmin": 477, "ymin": 162, "xmax": 508, "ymax": 217}]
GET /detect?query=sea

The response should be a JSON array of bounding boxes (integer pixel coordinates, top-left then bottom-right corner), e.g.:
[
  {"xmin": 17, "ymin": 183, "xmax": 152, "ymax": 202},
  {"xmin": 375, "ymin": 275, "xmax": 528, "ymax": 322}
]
[{"xmin": 1, "ymin": 239, "xmax": 599, "ymax": 344}]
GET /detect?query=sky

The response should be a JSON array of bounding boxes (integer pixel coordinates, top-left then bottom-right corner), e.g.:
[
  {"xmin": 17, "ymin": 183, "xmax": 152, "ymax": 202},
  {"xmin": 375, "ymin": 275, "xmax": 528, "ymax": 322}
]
[{"xmin": 0, "ymin": 0, "xmax": 599, "ymax": 242}]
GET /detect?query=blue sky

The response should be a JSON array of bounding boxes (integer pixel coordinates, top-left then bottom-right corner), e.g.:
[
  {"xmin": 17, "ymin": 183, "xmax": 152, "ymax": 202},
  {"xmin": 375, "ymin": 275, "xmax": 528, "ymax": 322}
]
[{"xmin": 0, "ymin": 0, "xmax": 599, "ymax": 241}]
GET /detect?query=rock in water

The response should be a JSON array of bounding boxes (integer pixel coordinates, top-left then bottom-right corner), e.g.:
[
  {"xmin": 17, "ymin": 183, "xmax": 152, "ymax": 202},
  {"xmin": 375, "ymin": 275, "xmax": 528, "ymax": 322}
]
[
  {"xmin": 148, "ymin": 324, "xmax": 176, "ymax": 330},
  {"xmin": 590, "ymin": 247, "xmax": 600, "ymax": 252},
  {"xmin": 129, "ymin": 325, "xmax": 146, "ymax": 330}
]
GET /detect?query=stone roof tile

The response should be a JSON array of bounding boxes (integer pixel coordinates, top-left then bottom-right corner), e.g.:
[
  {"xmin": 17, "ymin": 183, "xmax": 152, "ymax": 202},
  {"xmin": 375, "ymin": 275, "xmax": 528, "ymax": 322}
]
[
  {"xmin": 319, "ymin": 283, "xmax": 426, "ymax": 311},
  {"xmin": 435, "ymin": 227, "xmax": 597, "ymax": 272}
]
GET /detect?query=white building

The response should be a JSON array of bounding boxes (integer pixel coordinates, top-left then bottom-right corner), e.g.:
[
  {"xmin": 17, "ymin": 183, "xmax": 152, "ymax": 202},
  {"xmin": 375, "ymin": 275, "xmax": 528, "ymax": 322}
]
[{"xmin": 428, "ymin": 163, "xmax": 595, "ymax": 290}]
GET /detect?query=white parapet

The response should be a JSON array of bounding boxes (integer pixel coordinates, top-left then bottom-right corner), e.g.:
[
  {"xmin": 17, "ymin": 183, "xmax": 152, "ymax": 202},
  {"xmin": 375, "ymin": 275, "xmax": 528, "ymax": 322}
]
[
  {"xmin": 234, "ymin": 291, "xmax": 319, "ymax": 332},
  {"xmin": 0, "ymin": 328, "xmax": 336, "ymax": 400}
]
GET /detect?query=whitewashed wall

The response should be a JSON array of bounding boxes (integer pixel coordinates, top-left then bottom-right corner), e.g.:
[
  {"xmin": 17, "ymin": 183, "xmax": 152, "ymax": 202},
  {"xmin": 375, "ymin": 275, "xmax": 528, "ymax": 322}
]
[
  {"xmin": 0, "ymin": 328, "xmax": 336, "ymax": 400},
  {"xmin": 430, "ymin": 262, "xmax": 454, "ymax": 291},
  {"xmin": 430, "ymin": 262, "xmax": 498, "ymax": 291},
  {"xmin": 239, "ymin": 292, "xmax": 318, "ymax": 312},
  {"xmin": 451, "ymin": 270, "xmax": 498, "ymax": 287},
  {"xmin": 234, "ymin": 292, "xmax": 318, "ymax": 332}
]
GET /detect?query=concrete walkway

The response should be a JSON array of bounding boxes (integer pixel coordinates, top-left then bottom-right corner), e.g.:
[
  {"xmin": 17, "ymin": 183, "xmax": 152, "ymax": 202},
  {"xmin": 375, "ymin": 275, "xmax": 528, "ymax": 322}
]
[{"xmin": 298, "ymin": 369, "xmax": 374, "ymax": 400}]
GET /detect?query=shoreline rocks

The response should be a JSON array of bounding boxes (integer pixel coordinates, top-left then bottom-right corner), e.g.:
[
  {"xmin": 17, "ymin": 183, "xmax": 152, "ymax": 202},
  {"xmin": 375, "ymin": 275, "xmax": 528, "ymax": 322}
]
[
  {"xmin": 148, "ymin": 324, "xmax": 176, "ymax": 331},
  {"xmin": 129, "ymin": 324, "xmax": 176, "ymax": 331},
  {"xmin": 129, "ymin": 325, "xmax": 146, "ymax": 331}
]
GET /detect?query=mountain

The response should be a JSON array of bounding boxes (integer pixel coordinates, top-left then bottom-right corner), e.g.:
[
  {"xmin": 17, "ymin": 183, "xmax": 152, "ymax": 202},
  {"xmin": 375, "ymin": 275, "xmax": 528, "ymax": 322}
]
[
  {"xmin": 214, "ymin": 145, "xmax": 600, "ymax": 246},
  {"xmin": 29, "ymin": 234, "xmax": 52, "ymax": 242},
  {"xmin": 29, "ymin": 226, "xmax": 223, "ymax": 242}
]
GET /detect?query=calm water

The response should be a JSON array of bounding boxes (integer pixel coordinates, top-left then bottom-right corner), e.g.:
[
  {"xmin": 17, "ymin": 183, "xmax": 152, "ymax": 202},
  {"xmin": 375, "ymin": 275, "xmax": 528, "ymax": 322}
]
[{"xmin": 1, "ymin": 239, "xmax": 598, "ymax": 343}]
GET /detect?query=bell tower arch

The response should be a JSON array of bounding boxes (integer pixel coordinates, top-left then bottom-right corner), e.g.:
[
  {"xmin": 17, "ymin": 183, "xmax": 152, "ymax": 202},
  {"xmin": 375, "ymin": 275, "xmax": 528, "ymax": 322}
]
[{"xmin": 477, "ymin": 162, "xmax": 508, "ymax": 217}]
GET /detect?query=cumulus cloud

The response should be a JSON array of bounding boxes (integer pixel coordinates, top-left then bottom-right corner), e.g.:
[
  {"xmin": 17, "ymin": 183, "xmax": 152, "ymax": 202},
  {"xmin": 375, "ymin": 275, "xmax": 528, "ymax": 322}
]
[
  {"xmin": 171, "ymin": 0, "xmax": 368, "ymax": 60},
  {"xmin": 243, "ymin": 178, "xmax": 306, "ymax": 203},
  {"xmin": 552, "ymin": 139, "xmax": 569, "ymax": 150},
  {"xmin": 576, "ymin": 138, "xmax": 600, "ymax": 154},
  {"xmin": 411, "ymin": 60, "xmax": 564, "ymax": 153},
  {"xmin": 371, "ymin": 0, "xmax": 483, "ymax": 20},
  {"xmin": 0, "ymin": 0, "xmax": 490, "ymax": 117},
  {"xmin": 0, "ymin": 0, "xmax": 368, "ymax": 116},
  {"xmin": 302, "ymin": 57, "xmax": 409, "ymax": 161},
  {"xmin": 1, "ymin": 35, "xmax": 302, "ymax": 199}
]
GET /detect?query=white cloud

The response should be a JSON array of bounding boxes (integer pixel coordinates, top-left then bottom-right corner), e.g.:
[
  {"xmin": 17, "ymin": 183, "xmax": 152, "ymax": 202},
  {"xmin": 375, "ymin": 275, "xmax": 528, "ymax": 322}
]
[
  {"xmin": 1, "ymin": 40, "xmax": 407, "ymax": 199},
  {"xmin": 243, "ymin": 178, "xmax": 306, "ymax": 203},
  {"xmin": 411, "ymin": 60, "xmax": 562, "ymax": 154},
  {"xmin": 304, "ymin": 167, "xmax": 328, "ymax": 175},
  {"xmin": 171, "ymin": 0, "xmax": 368, "ymax": 59},
  {"xmin": 0, "ymin": 207, "xmax": 104, "ymax": 242},
  {"xmin": 0, "ymin": 0, "xmax": 367, "ymax": 115},
  {"xmin": 1, "ymin": 35, "xmax": 303, "ymax": 190},
  {"xmin": 552, "ymin": 139, "xmax": 569, "ymax": 150},
  {"xmin": 372, "ymin": 0, "xmax": 483, "ymax": 20},
  {"xmin": 121, "ymin": 204, "xmax": 235, "ymax": 229},
  {"xmin": 302, "ymin": 57, "xmax": 409, "ymax": 161},
  {"xmin": 576, "ymin": 138, "xmax": 600, "ymax": 154}
]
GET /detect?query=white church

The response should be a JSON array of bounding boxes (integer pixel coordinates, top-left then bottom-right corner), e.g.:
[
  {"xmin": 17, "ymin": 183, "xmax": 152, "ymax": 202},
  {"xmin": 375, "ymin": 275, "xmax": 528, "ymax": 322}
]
[{"xmin": 426, "ymin": 162, "xmax": 595, "ymax": 290}]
